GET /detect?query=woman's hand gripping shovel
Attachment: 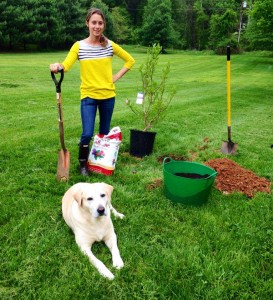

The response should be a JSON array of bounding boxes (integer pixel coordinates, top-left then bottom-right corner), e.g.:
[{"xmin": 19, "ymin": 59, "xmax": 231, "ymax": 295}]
[
  {"xmin": 51, "ymin": 68, "xmax": 70, "ymax": 181},
  {"xmin": 221, "ymin": 46, "xmax": 238, "ymax": 155}
]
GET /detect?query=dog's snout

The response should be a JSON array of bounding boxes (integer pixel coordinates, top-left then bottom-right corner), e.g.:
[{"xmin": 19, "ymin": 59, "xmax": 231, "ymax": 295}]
[{"xmin": 97, "ymin": 205, "xmax": 105, "ymax": 216}]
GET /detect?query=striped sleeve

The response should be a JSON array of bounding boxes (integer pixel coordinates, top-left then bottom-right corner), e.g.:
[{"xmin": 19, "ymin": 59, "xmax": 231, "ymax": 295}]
[{"xmin": 62, "ymin": 42, "xmax": 79, "ymax": 71}]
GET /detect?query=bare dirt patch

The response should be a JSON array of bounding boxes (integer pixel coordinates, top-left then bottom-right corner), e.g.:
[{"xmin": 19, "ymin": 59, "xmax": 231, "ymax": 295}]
[{"xmin": 146, "ymin": 178, "xmax": 163, "ymax": 190}]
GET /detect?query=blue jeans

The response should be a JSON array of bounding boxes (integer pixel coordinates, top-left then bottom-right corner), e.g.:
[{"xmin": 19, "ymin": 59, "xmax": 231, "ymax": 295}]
[{"xmin": 80, "ymin": 97, "xmax": 115, "ymax": 145}]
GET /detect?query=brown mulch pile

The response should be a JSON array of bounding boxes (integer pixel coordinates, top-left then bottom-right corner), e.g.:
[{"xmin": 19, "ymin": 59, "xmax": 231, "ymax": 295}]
[
  {"xmin": 146, "ymin": 178, "xmax": 163, "ymax": 190},
  {"xmin": 205, "ymin": 158, "xmax": 271, "ymax": 198}
]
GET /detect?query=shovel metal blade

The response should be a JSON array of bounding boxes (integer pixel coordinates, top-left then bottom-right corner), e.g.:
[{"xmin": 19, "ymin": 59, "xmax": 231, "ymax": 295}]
[
  {"xmin": 221, "ymin": 141, "xmax": 238, "ymax": 155},
  {"xmin": 57, "ymin": 149, "xmax": 70, "ymax": 181}
]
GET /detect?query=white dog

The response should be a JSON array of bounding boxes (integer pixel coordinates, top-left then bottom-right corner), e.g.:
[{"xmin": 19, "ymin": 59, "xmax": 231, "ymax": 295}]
[{"xmin": 62, "ymin": 182, "xmax": 125, "ymax": 280}]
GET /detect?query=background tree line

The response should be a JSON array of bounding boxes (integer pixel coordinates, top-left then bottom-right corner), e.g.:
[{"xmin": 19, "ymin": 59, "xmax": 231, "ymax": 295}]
[{"xmin": 0, "ymin": 0, "xmax": 272, "ymax": 52}]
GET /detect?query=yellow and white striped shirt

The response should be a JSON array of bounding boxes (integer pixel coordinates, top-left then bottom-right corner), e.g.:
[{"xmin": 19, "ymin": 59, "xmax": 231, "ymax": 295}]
[{"xmin": 62, "ymin": 40, "xmax": 135, "ymax": 100}]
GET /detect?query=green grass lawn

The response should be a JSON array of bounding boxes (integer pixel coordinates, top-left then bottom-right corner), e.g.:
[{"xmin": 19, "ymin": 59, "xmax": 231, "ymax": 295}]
[{"xmin": 0, "ymin": 47, "xmax": 272, "ymax": 299}]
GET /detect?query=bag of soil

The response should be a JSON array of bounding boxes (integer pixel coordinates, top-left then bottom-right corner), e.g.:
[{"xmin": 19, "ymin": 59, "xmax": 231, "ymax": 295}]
[{"xmin": 87, "ymin": 127, "xmax": 122, "ymax": 176}]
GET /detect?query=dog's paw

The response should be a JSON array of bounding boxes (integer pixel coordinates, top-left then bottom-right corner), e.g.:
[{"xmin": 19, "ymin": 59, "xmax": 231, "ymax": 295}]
[
  {"xmin": 104, "ymin": 271, "xmax": 115, "ymax": 280},
  {"xmin": 110, "ymin": 206, "xmax": 125, "ymax": 219},
  {"xmin": 95, "ymin": 260, "xmax": 115, "ymax": 280},
  {"xmin": 113, "ymin": 256, "xmax": 124, "ymax": 269},
  {"xmin": 98, "ymin": 266, "xmax": 115, "ymax": 280},
  {"xmin": 116, "ymin": 212, "xmax": 125, "ymax": 219}
]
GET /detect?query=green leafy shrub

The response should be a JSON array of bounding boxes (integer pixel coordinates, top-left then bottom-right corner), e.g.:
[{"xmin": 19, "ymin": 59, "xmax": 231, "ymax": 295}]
[{"xmin": 126, "ymin": 44, "xmax": 176, "ymax": 131}]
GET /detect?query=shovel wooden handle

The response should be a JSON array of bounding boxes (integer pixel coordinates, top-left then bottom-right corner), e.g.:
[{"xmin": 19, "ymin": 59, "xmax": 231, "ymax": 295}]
[{"xmin": 57, "ymin": 93, "xmax": 66, "ymax": 151}]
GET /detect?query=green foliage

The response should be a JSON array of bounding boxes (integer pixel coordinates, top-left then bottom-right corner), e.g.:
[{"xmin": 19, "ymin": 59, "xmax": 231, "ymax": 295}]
[
  {"xmin": 126, "ymin": 44, "xmax": 176, "ymax": 132},
  {"xmin": 34, "ymin": 0, "xmax": 62, "ymax": 49},
  {"xmin": 209, "ymin": 9, "xmax": 238, "ymax": 53},
  {"xmin": 245, "ymin": 0, "xmax": 273, "ymax": 50},
  {"xmin": 56, "ymin": 0, "xmax": 87, "ymax": 48},
  {"xmin": 111, "ymin": 7, "xmax": 133, "ymax": 44},
  {"xmin": 171, "ymin": 0, "xmax": 239, "ymax": 50},
  {"xmin": 126, "ymin": 0, "xmax": 147, "ymax": 27},
  {"xmin": 194, "ymin": 1, "xmax": 210, "ymax": 50},
  {"xmin": 171, "ymin": 0, "xmax": 188, "ymax": 49},
  {"xmin": 2, "ymin": 0, "xmax": 42, "ymax": 50},
  {"xmin": 0, "ymin": 0, "xmax": 87, "ymax": 50},
  {"xmin": 139, "ymin": 0, "xmax": 178, "ymax": 51},
  {"xmin": 214, "ymin": 38, "xmax": 241, "ymax": 55},
  {"xmin": 1, "ymin": 0, "xmax": 273, "ymax": 51}
]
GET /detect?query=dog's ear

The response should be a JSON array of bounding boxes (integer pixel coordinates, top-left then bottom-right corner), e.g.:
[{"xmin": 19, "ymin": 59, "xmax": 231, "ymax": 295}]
[
  {"xmin": 103, "ymin": 183, "xmax": 113, "ymax": 200},
  {"xmin": 74, "ymin": 190, "xmax": 83, "ymax": 206}
]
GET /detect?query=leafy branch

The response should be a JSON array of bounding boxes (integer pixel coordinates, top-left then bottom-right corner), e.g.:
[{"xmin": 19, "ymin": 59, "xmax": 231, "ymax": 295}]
[{"xmin": 126, "ymin": 43, "xmax": 176, "ymax": 132}]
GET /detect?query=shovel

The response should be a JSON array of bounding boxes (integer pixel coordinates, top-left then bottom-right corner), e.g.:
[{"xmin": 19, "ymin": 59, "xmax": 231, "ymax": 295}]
[
  {"xmin": 51, "ymin": 69, "xmax": 70, "ymax": 181},
  {"xmin": 221, "ymin": 46, "xmax": 238, "ymax": 155}
]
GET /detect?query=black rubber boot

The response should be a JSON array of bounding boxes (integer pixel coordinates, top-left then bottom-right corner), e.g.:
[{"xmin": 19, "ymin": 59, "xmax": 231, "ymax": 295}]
[{"xmin": 78, "ymin": 144, "xmax": 90, "ymax": 176}]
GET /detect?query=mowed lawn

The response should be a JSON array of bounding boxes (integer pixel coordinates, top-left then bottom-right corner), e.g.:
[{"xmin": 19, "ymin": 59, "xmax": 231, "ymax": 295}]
[{"xmin": 0, "ymin": 47, "xmax": 272, "ymax": 299}]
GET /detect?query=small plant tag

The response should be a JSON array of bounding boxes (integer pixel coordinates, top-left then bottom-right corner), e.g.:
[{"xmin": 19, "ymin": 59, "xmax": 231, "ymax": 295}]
[{"xmin": 136, "ymin": 92, "xmax": 144, "ymax": 104}]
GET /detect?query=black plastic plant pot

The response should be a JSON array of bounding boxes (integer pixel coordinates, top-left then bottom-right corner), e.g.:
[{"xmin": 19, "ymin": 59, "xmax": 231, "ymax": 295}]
[{"xmin": 129, "ymin": 129, "xmax": 156, "ymax": 158}]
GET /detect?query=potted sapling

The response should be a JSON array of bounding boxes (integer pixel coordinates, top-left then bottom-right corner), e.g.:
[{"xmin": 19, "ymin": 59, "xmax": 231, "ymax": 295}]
[{"xmin": 126, "ymin": 43, "xmax": 176, "ymax": 157}]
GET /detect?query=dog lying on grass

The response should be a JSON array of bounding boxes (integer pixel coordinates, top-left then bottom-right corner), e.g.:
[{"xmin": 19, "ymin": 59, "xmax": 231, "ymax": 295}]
[{"xmin": 62, "ymin": 182, "xmax": 124, "ymax": 280}]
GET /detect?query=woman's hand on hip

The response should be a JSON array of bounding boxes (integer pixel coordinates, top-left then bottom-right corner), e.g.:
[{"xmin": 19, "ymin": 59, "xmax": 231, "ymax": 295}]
[{"xmin": 113, "ymin": 67, "xmax": 130, "ymax": 83}]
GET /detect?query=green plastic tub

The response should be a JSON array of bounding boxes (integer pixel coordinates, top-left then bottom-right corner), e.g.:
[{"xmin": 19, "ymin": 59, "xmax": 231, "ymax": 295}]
[{"xmin": 163, "ymin": 158, "xmax": 217, "ymax": 206}]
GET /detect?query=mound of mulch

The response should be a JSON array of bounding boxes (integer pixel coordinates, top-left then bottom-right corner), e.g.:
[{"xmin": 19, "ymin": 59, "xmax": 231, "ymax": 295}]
[
  {"xmin": 146, "ymin": 178, "xmax": 163, "ymax": 190},
  {"xmin": 205, "ymin": 158, "xmax": 271, "ymax": 198}
]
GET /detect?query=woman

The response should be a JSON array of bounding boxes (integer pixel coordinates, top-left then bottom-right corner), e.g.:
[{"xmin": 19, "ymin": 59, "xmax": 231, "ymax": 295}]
[{"xmin": 50, "ymin": 8, "xmax": 135, "ymax": 176}]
